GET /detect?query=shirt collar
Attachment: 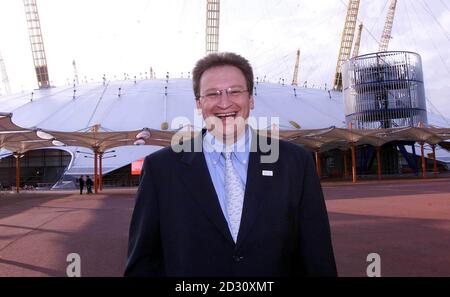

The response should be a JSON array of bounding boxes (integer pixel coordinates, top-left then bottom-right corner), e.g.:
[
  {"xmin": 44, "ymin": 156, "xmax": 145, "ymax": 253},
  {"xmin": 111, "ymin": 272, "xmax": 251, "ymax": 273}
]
[{"xmin": 203, "ymin": 126, "xmax": 252, "ymax": 165}]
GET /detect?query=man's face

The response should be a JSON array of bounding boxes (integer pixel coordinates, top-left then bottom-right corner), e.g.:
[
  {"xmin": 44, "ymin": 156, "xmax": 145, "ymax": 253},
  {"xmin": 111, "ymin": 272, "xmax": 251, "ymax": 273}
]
[{"xmin": 196, "ymin": 65, "xmax": 254, "ymax": 143}]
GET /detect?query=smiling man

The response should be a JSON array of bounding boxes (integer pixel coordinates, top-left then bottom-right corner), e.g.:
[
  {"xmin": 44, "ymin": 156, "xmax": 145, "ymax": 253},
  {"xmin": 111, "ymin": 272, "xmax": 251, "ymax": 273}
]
[
  {"xmin": 125, "ymin": 52, "xmax": 337, "ymax": 277},
  {"xmin": 194, "ymin": 60, "xmax": 253, "ymax": 146}
]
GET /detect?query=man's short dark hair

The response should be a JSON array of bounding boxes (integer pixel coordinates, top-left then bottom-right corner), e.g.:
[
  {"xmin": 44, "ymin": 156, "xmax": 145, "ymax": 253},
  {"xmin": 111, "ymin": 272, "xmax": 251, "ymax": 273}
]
[{"xmin": 192, "ymin": 52, "xmax": 254, "ymax": 100}]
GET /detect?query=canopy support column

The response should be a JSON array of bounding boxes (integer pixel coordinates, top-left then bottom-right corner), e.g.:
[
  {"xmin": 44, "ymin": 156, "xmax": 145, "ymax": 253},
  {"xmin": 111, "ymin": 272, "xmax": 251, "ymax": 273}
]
[
  {"xmin": 99, "ymin": 152, "xmax": 103, "ymax": 191},
  {"xmin": 94, "ymin": 149, "xmax": 99, "ymax": 194},
  {"xmin": 14, "ymin": 154, "xmax": 21, "ymax": 193},
  {"xmin": 351, "ymin": 143, "xmax": 357, "ymax": 183},
  {"xmin": 343, "ymin": 150, "xmax": 348, "ymax": 178},
  {"xmin": 315, "ymin": 149, "xmax": 322, "ymax": 178},
  {"xmin": 432, "ymin": 144, "xmax": 437, "ymax": 177},
  {"xmin": 420, "ymin": 142, "xmax": 426, "ymax": 179},
  {"xmin": 376, "ymin": 146, "xmax": 382, "ymax": 180}
]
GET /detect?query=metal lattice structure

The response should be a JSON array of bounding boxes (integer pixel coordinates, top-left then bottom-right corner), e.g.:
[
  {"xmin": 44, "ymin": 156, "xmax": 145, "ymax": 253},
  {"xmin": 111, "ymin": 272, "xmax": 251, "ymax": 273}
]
[
  {"xmin": 205, "ymin": 0, "xmax": 220, "ymax": 55},
  {"xmin": 291, "ymin": 49, "xmax": 300, "ymax": 86},
  {"xmin": 333, "ymin": 0, "xmax": 360, "ymax": 91},
  {"xmin": 24, "ymin": 0, "xmax": 50, "ymax": 89},
  {"xmin": 342, "ymin": 51, "xmax": 428, "ymax": 129},
  {"xmin": 379, "ymin": 0, "xmax": 397, "ymax": 52},
  {"xmin": 0, "ymin": 50, "xmax": 11, "ymax": 95},
  {"xmin": 351, "ymin": 23, "xmax": 363, "ymax": 58}
]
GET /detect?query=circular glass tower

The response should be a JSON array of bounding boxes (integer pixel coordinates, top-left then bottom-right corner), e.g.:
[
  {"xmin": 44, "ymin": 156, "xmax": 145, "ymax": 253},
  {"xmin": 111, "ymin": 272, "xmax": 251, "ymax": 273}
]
[{"xmin": 342, "ymin": 51, "xmax": 427, "ymax": 129}]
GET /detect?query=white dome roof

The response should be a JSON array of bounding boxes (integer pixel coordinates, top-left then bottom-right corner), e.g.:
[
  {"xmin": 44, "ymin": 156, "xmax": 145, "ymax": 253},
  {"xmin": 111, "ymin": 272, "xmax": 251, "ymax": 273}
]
[{"xmin": 1, "ymin": 78, "xmax": 449, "ymax": 175}]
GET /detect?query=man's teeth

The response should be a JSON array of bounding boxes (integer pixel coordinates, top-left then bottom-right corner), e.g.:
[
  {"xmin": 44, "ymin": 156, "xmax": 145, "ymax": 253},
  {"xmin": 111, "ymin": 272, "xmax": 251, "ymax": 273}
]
[{"xmin": 216, "ymin": 112, "xmax": 237, "ymax": 118}]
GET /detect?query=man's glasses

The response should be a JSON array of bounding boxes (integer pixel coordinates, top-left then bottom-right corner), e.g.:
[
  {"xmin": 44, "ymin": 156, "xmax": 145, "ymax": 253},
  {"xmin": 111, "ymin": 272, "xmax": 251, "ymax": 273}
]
[{"xmin": 199, "ymin": 87, "xmax": 249, "ymax": 101}]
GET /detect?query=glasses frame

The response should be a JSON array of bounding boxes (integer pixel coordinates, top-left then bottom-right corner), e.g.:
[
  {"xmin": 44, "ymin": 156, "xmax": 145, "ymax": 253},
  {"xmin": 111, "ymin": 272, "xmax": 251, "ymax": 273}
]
[{"xmin": 199, "ymin": 87, "xmax": 249, "ymax": 101}]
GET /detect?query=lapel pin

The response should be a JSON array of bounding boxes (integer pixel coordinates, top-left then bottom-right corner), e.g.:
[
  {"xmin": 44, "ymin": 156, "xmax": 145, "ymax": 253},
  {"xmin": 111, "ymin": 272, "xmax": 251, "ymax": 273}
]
[{"xmin": 262, "ymin": 170, "xmax": 273, "ymax": 176}]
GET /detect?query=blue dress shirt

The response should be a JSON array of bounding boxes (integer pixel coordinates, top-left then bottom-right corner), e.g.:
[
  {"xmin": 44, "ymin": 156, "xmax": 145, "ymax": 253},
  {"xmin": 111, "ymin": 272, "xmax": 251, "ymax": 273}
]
[{"xmin": 202, "ymin": 127, "xmax": 252, "ymax": 233}]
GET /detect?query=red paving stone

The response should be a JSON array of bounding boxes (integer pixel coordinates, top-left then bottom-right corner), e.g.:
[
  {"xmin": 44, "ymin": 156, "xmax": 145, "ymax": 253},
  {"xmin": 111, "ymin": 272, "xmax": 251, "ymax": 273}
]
[
  {"xmin": 323, "ymin": 178, "xmax": 450, "ymax": 277},
  {"xmin": 0, "ymin": 179, "xmax": 449, "ymax": 277},
  {"xmin": 0, "ymin": 190, "xmax": 134, "ymax": 277}
]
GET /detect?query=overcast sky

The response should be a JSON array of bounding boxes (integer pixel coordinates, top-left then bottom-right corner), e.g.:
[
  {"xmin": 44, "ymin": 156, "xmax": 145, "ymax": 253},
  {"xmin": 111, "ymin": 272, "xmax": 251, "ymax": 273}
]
[{"xmin": 0, "ymin": 0, "xmax": 449, "ymax": 119}]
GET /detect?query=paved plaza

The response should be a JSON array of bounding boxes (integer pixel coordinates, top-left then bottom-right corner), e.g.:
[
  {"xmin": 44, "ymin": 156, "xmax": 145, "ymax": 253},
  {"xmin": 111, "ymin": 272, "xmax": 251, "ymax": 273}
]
[{"xmin": 0, "ymin": 178, "xmax": 449, "ymax": 277}]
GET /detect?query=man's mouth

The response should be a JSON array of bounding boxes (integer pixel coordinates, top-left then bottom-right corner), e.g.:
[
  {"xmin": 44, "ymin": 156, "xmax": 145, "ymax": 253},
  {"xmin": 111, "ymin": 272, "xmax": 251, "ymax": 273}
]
[{"xmin": 215, "ymin": 112, "xmax": 237, "ymax": 120}]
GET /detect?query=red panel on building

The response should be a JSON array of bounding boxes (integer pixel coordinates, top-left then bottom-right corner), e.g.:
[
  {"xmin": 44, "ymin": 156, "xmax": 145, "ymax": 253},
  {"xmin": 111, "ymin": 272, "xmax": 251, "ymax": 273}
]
[{"xmin": 131, "ymin": 159, "xmax": 144, "ymax": 175}]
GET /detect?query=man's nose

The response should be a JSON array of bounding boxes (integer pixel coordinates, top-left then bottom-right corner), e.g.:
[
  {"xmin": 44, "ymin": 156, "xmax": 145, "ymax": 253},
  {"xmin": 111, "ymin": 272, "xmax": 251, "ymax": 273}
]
[{"xmin": 216, "ymin": 91, "xmax": 232, "ymax": 108}]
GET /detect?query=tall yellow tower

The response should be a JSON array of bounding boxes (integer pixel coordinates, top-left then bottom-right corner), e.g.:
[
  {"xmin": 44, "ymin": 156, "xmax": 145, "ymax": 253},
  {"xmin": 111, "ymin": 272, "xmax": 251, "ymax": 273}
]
[
  {"xmin": 352, "ymin": 23, "xmax": 363, "ymax": 58},
  {"xmin": 206, "ymin": 0, "xmax": 220, "ymax": 54},
  {"xmin": 24, "ymin": 0, "xmax": 50, "ymax": 89},
  {"xmin": 332, "ymin": 0, "xmax": 360, "ymax": 91},
  {"xmin": 379, "ymin": 0, "xmax": 397, "ymax": 52},
  {"xmin": 291, "ymin": 49, "xmax": 301, "ymax": 86},
  {"xmin": 0, "ymin": 50, "xmax": 11, "ymax": 94}
]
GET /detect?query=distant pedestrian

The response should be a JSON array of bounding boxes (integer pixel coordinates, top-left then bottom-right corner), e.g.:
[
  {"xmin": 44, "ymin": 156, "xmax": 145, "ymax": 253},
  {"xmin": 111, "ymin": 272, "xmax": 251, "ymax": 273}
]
[
  {"xmin": 78, "ymin": 175, "xmax": 85, "ymax": 195},
  {"xmin": 86, "ymin": 176, "xmax": 93, "ymax": 194}
]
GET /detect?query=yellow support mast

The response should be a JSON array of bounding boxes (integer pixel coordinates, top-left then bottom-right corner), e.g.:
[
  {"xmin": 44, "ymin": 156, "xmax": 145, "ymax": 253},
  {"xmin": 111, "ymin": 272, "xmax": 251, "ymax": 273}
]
[
  {"xmin": 291, "ymin": 49, "xmax": 300, "ymax": 86},
  {"xmin": 206, "ymin": 0, "xmax": 220, "ymax": 55},
  {"xmin": 352, "ymin": 23, "xmax": 363, "ymax": 58},
  {"xmin": 23, "ymin": 0, "xmax": 50, "ymax": 89},
  {"xmin": 72, "ymin": 60, "xmax": 79, "ymax": 85},
  {"xmin": 379, "ymin": 0, "xmax": 397, "ymax": 52},
  {"xmin": 332, "ymin": 0, "xmax": 360, "ymax": 91},
  {"xmin": 0, "ymin": 50, "xmax": 11, "ymax": 95}
]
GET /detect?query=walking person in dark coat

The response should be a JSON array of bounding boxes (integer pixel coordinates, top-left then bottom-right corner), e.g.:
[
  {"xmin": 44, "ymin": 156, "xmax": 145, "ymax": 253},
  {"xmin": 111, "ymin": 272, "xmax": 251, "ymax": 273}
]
[
  {"xmin": 78, "ymin": 175, "xmax": 85, "ymax": 195},
  {"xmin": 85, "ymin": 176, "xmax": 93, "ymax": 194}
]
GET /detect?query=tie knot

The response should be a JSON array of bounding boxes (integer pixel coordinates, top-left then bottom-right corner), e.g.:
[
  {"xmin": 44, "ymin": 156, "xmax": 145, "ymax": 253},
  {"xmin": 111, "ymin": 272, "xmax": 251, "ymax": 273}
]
[{"xmin": 223, "ymin": 152, "xmax": 232, "ymax": 161}]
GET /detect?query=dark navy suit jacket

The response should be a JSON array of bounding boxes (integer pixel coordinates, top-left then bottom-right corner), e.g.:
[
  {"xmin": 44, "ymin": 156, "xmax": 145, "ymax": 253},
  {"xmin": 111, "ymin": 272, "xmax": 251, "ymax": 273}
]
[{"xmin": 125, "ymin": 130, "xmax": 337, "ymax": 277}]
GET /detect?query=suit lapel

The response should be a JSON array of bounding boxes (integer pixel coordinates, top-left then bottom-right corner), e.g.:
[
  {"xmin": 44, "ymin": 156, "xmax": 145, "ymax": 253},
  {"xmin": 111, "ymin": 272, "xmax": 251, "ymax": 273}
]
[
  {"xmin": 177, "ymin": 130, "xmax": 279, "ymax": 248},
  {"xmin": 236, "ymin": 131, "xmax": 278, "ymax": 249},
  {"xmin": 179, "ymin": 134, "xmax": 234, "ymax": 244}
]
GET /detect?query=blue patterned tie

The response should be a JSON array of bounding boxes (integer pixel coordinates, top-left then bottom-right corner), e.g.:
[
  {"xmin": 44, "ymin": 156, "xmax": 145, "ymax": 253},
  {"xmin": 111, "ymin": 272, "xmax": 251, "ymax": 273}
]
[{"xmin": 223, "ymin": 152, "xmax": 244, "ymax": 242}]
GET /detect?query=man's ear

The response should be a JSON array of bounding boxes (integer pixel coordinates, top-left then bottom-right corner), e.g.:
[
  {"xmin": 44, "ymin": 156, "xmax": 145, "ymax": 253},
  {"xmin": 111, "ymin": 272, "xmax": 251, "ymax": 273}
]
[{"xmin": 196, "ymin": 99, "xmax": 202, "ymax": 110}]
